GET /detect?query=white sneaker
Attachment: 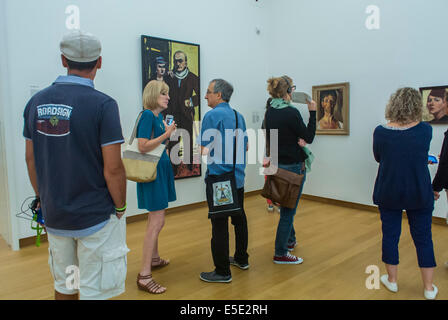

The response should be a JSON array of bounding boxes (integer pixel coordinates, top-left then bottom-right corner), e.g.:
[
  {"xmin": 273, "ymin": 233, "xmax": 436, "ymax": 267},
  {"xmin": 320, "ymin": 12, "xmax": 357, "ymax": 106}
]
[
  {"xmin": 380, "ymin": 274, "xmax": 398, "ymax": 293},
  {"xmin": 267, "ymin": 204, "xmax": 274, "ymax": 212},
  {"xmin": 424, "ymin": 284, "xmax": 438, "ymax": 300},
  {"xmin": 276, "ymin": 206, "xmax": 281, "ymax": 213}
]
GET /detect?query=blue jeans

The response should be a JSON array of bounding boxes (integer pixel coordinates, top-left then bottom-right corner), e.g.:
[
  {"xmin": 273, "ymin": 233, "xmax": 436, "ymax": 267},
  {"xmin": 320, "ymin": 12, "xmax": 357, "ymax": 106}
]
[
  {"xmin": 380, "ymin": 207, "xmax": 436, "ymax": 268},
  {"xmin": 274, "ymin": 163, "xmax": 306, "ymax": 256}
]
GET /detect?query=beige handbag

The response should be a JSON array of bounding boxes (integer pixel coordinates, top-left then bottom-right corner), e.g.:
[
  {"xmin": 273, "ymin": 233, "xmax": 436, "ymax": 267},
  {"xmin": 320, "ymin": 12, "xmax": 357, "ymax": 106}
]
[{"xmin": 122, "ymin": 111, "xmax": 166, "ymax": 183}]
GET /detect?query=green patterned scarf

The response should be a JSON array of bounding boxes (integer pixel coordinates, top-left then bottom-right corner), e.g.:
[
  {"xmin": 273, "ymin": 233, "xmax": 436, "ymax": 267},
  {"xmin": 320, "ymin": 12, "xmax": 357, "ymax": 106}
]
[{"xmin": 270, "ymin": 98, "xmax": 295, "ymax": 109}]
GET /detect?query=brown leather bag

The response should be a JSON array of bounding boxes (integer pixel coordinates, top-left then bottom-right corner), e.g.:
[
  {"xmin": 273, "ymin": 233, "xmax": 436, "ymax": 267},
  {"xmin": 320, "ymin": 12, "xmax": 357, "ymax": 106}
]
[{"xmin": 261, "ymin": 166, "xmax": 304, "ymax": 209}]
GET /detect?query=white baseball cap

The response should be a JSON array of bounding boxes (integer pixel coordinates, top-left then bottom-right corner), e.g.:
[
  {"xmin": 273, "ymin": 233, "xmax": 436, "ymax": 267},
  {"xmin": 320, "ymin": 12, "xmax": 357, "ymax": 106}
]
[{"xmin": 60, "ymin": 30, "xmax": 101, "ymax": 63}]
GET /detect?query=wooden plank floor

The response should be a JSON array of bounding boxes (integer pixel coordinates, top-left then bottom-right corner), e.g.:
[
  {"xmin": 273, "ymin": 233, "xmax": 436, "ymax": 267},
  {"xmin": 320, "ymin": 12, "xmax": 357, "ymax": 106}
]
[{"xmin": 1, "ymin": 194, "xmax": 447, "ymax": 300}]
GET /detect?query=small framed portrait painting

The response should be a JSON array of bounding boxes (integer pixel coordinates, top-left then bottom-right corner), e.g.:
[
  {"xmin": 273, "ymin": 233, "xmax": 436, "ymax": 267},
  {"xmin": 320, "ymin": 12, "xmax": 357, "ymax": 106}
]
[{"xmin": 313, "ymin": 82, "xmax": 350, "ymax": 135}]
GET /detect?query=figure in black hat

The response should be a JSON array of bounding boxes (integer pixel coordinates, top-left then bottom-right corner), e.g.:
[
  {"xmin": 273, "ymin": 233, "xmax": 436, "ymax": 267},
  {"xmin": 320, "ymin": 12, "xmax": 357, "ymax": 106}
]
[{"xmin": 149, "ymin": 56, "xmax": 168, "ymax": 82}]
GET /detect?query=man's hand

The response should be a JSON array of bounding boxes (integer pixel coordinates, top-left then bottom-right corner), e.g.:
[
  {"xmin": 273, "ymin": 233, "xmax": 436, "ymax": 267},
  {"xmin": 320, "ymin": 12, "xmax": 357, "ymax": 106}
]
[
  {"xmin": 31, "ymin": 196, "xmax": 41, "ymax": 211},
  {"xmin": 200, "ymin": 146, "xmax": 209, "ymax": 156},
  {"xmin": 298, "ymin": 138, "xmax": 307, "ymax": 148}
]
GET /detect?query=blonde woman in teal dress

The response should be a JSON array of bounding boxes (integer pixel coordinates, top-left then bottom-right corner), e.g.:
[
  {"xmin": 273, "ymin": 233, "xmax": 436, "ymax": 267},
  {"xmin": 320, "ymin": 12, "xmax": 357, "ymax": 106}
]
[{"xmin": 136, "ymin": 80, "xmax": 177, "ymax": 294}]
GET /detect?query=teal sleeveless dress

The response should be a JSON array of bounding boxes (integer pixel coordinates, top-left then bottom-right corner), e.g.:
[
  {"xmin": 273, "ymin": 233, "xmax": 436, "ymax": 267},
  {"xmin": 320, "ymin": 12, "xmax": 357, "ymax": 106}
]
[{"xmin": 136, "ymin": 110, "xmax": 176, "ymax": 211}]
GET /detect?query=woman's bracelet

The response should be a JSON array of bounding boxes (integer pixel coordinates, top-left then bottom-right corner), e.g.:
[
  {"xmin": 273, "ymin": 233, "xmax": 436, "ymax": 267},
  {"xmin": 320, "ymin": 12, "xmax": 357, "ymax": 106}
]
[{"xmin": 115, "ymin": 203, "xmax": 127, "ymax": 212}]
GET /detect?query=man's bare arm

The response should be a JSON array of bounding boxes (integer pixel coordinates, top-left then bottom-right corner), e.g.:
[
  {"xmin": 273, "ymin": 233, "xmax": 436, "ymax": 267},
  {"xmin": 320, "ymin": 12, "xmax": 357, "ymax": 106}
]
[
  {"xmin": 102, "ymin": 144, "xmax": 127, "ymax": 218},
  {"xmin": 25, "ymin": 140, "xmax": 39, "ymax": 197}
]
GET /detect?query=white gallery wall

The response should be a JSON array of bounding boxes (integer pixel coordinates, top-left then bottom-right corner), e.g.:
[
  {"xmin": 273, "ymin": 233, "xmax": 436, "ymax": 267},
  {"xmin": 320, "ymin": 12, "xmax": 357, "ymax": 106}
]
[
  {"xmin": 0, "ymin": 0, "xmax": 270, "ymax": 249},
  {"xmin": 262, "ymin": 0, "xmax": 448, "ymax": 217},
  {"xmin": 0, "ymin": 0, "xmax": 14, "ymax": 247},
  {"xmin": 0, "ymin": 0, "xmax": 446, "ymax": 250}
]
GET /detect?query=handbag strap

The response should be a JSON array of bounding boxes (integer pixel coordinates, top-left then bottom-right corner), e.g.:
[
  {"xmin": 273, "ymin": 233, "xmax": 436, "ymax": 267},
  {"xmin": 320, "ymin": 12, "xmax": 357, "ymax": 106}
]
[
  {"xmin": 128, "ymin": 110, "xmax": 155, "ymax": 145},
  {"xmin": 232, "ymin": 109, "xmax": 238, "ymax": 173},
  {"xmin": 263, "ymin": 108, "xmax": 270, "ymax": 156}
]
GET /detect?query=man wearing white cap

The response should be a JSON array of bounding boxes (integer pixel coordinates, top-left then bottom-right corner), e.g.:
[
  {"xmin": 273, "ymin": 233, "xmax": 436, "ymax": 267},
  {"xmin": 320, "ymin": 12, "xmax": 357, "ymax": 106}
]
[{"xmin": 23, "ymin": 30, "xmax": 129, "ymax": 300}]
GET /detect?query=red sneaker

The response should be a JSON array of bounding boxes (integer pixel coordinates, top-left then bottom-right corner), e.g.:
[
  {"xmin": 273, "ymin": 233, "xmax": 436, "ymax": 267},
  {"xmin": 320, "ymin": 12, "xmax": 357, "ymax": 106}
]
[
  {"xmin": 273, "ymin": 252, "xmax": 304, "ymax": 264},
  {"xmin": 287, "ymin": 241, "xmax": 297, "ymax": 251}
]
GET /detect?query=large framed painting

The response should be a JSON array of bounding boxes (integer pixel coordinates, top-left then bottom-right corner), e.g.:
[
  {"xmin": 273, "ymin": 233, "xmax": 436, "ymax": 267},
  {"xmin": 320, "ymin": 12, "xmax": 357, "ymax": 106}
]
[
  {"xmin": 419, "ymin": 85, "xmax": 448, "ymax": 124},
  {"xmin": 312, "ymin": 82, "xmax": 350, "ymax": 135},
  {"xmin": 141, "ymin": 35, "xmax": 201, "ymax": 179}
]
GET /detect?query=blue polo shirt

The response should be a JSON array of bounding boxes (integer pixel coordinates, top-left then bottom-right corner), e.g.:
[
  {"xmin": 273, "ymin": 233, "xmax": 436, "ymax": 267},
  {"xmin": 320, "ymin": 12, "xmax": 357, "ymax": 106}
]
[
  {"xmin": 23, "ymin": 74, "xmax": 124, "ymax": 236},
  {"xmin": 200, "ymin": 102, "xmax": 248, "ymax": 189}
]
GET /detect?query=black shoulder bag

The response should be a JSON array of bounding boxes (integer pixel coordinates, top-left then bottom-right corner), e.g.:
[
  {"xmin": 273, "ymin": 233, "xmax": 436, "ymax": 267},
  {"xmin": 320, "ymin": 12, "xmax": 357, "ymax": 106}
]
[{"xmin": 205, "ymin": 109, "xmax": 241, "ymax": 219}]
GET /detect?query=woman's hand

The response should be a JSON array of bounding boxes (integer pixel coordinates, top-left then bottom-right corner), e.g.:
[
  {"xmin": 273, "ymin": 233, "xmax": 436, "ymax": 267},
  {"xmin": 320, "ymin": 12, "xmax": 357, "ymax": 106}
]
[
  {"xmin": 434, "ymin": 191, "xmax": 440, "ymax": 201},
  {"xmin": 298, "ymin": 138, "xmax": 307, "ymax": 148},
  {"xmin": 307, "ymin": 99, "xmax": 317, "ymax": 111},
  {"xmin": 163, "ymin": 120, "xmax": 177, "ymax": 139}
]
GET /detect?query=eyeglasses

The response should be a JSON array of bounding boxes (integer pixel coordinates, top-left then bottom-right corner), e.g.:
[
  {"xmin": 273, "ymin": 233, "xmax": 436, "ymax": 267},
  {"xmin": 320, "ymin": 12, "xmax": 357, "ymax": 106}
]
[
  {"xmin": 206, "ymin": 90, "xmax": 217, "ymax": 95},
  {"xmin": 291, "ymin": 85, "xmax": 297, "ymax": 91}
]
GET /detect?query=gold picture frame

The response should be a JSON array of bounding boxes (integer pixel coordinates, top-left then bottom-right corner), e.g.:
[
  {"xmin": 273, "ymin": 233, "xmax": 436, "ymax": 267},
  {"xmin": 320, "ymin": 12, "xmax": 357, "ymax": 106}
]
[{"xmin": 313, "ymin": 82, "xmax": 350, "ymax": 135}]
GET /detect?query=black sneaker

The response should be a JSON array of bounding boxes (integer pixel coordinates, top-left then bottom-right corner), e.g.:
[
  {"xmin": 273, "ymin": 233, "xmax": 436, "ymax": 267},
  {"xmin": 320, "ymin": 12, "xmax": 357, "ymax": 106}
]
[
  {"xmin": 199, "ymin": 271, "xmax": 232, "ymax": 283},
  {"xmin": 229, "ymin": 256, "xmax": 249, "ymax": 270}
]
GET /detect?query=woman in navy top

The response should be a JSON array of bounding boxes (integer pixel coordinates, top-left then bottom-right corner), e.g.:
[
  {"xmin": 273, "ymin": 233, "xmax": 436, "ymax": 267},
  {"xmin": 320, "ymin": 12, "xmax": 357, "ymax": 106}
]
[
  {"xmin": 373, "ymin": 87, "xmax": 437, "ymax": 299},
  {"xmin": 136, "ymin": 80, "xmax": 177, "ymax": 294}
]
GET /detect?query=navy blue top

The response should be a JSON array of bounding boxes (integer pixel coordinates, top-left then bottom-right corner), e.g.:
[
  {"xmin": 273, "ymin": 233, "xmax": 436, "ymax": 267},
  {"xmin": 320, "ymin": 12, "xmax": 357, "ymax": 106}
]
[
  {"xmin": 23, "ymin": 75, "xmax": 124, "ymax": 231},
  {"xmin": 373, "ymin": 122, "xmax": 434, "ymax": 210},
  {"xmin": 200, "ymin": 102, "xmax": 248, "ymax": 189}
]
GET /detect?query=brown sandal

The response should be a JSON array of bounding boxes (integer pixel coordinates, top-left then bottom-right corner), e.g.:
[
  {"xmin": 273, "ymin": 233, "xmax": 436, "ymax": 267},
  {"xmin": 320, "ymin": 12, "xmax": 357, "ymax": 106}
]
[
  {"xmin": 151, "ymin": 257, "xmax": 170, "ymax": 269},
  {"xmin": 137, "ymin": 273, "xmax": 166, "ymax": 294}
]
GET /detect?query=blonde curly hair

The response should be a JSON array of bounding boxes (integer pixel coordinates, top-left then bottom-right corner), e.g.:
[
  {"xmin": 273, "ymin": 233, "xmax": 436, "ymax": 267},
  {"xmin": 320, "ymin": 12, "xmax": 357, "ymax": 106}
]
[
  {"xmin": 385, "ymin": 87, "xmax": 422, "ymax": 124},
  {"xmin": 267, "ymin": 76, "xmax": 293, "ymax": 98}
]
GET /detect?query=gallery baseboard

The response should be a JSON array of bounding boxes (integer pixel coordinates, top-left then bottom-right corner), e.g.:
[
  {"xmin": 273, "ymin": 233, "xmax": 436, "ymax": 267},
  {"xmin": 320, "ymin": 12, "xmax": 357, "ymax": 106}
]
[
  {"xmin": 300, "ymin": 194, "xmax": 448, "ymax": 226},
  {"xmin": 18, "ymin": 190, "xmax": 447, "ymax": 248}
]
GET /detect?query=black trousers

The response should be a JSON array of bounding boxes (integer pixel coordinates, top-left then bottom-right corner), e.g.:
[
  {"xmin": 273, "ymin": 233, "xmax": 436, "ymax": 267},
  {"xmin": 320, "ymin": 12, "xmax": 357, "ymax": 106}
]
[{"xmin": 210, "ymin": 188, "xmax": 249, "ymax": 276}]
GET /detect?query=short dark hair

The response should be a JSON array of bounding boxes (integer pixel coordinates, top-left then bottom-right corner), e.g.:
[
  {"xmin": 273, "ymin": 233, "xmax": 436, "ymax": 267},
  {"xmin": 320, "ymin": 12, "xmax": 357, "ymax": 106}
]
[{"xmin": 66, "ymin": 58, "xmax": 99, "ymax": 71}]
